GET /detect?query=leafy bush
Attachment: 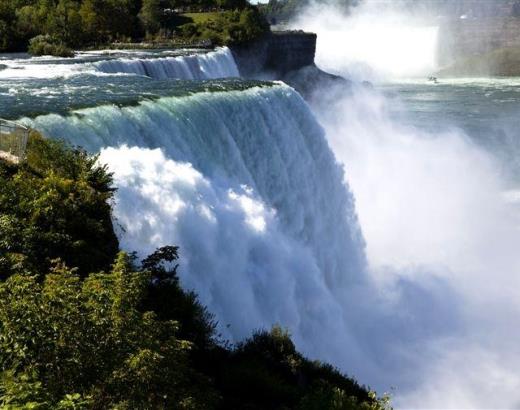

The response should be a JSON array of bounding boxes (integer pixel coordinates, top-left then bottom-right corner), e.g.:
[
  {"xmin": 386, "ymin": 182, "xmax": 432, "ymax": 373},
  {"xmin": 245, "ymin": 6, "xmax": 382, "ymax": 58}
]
[
  {"xmin": 0, "ymin": 253, "xmax": 213, "ymax": 409},
  {"xmin": 213, "ymin": 326, "xmax": 390, "ymax": 410},
  {"xmin": 28, "ymin": 35, "xmax": 74, "ymax": 57},
  {"xmin": 175, "ymin": 8, "xmax": 269, "ymax": 46},
  {"xmin": 0, "ymin": 132, "xmax": 118, "ymax": 278},
  {"xmin": 179, "ymin": 22, "xmax": 199, "ymax": 39}
]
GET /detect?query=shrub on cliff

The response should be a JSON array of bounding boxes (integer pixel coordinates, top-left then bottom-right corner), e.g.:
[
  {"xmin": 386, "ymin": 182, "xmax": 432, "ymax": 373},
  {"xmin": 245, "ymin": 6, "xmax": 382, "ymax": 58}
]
[
  {"xmin": 0, "ymin": 132, "xmax": 118, "ymax": 278},
  {"xmin": 215, "ymin": 326, "xmax": 389, "ymax": 410},
  {"xmin": 0, "ymin": 246, "xmax": 389, "ymax": 410},
  {"xmin": 28, "ymin": 35, "xmax": 74, "ymax": 57},
  {"xmin": 0, "ymin": 253, "xmax": 215, "ymax": 409}
]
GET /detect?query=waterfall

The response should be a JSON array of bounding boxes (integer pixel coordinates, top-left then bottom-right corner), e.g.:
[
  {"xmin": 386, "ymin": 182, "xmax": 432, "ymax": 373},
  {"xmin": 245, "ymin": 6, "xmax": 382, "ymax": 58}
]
[
  {"xmin": 0, "ymin": 47, "xmax": 239, "ymax": 81},
  {"xmin": 25, "ymin": 84, "xmax": 367, "ymax": 365},
  {"xmin": 94, "ymin": 47, "xmax": 240, "ymax": 79}
]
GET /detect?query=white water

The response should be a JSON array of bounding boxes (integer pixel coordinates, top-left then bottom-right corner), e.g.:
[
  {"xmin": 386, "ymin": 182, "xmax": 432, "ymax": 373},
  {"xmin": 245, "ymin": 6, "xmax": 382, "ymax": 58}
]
[
  {"xmin": 93, "ymin": 47, "xmax": 239, "ymax": 79},
  {"xmin": 293, "ymin": 2, "xmax": 438, "ymax": 80},
  {"xmin": 27, "ymin": 85, "xmax": 370, "ymax": 369},
  {"xmin": 295, "ymin": 2, "xmax": 520, "ymax": 408},
  {"xmin": 0, "ymin": 47, "xmax": 238, "ymax": 80}
]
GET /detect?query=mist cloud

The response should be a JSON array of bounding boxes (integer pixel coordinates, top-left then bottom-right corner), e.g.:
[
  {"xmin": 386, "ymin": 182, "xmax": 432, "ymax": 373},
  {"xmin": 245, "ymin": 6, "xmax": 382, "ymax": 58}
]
[{"xmin": 293, "ymin": 2, "xmax": 520, "ymax": 407}]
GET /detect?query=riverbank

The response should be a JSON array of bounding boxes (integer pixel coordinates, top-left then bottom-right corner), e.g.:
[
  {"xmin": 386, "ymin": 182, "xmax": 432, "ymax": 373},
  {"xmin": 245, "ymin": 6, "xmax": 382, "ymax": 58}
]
[{"xmin": 106, "ymin": 39, "xmax": 213, "ymax": 51}]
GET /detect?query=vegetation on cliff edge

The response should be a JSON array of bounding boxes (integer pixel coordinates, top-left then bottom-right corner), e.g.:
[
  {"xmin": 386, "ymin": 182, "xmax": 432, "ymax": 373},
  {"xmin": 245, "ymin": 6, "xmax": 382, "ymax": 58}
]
[{"xmin": 0, "ymin": 134, "xmax": 391, "ymax": 409}]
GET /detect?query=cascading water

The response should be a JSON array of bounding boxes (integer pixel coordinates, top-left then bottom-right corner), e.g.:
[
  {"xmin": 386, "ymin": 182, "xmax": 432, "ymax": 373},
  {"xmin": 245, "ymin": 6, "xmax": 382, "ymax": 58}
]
[
  {"xmin": 24, "ymin": 84, "xmax": 369, "ymax": 368},
  {"xmin": 93, "ymin": 47, "xmax": 239, "ymax": 79},
  {"xmin": 293, "ymin": 1, "xmax": 520, "ymax": 408},
  {"xmin": 0, "ymin": 47, "xmax": 238, "ymax": 80}
]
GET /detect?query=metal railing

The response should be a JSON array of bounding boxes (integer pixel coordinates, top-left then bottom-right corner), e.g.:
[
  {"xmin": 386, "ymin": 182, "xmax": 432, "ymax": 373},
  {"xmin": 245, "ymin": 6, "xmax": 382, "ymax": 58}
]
[{"xmin": 0, "ymin": 119, "xmax": 29, "ymax": 163}]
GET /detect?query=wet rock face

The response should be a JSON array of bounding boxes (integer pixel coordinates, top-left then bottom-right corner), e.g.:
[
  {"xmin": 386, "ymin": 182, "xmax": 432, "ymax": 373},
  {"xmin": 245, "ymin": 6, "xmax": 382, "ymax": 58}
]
[
  {"xmin": 230, "ymin": 31, "xmax": 317, "ymax": 78},
  {"xmin": 281, "ymin": 65, "xmax": 352, "ymax": 99},
  {"xmin": 230, "ymin": 31, "xmax": 352, "ymax": 100},
  {"xmin": 267, "ymin": 32, "xmax": 317, "ymax": 73}
]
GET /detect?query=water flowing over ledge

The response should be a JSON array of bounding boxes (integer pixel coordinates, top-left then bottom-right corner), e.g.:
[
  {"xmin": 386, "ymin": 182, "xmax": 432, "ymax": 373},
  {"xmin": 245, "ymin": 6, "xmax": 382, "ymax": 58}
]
[
  {"xmin": 0, "ymin": 47, "xmax": 245, "ymax": 119},
  {"xmin": 94, "ymin": 47, "xmax": 240, "ymax": 80},
  {"xmin": 25, "ymin": 84, "xmax": 366, "ymax": 364},
  {"xmin": 0, "ymin": 47, "xmax": 239, "ymax": 81}
]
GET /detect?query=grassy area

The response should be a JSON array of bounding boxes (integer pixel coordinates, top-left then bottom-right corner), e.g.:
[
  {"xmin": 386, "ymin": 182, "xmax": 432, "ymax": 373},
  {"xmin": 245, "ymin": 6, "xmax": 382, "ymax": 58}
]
[
  {"xmin": 181, "ymin": 12, "xmax": 223, "ymax": 24},
  {"xmin": 176, "ymin": 8, "xmax": 270, "ymax": 46}
]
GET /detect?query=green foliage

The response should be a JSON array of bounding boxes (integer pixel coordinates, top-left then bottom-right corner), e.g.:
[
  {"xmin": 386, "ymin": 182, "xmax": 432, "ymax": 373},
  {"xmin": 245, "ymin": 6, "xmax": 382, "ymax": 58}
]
[
  {"xmin": 210, "ymin": 326, "xmax": 390, "ymax": 409},
  {"xmin": 0, "ymin": 0, "xmax": 268, "ymax": 51},
  {"xmin": 217, "ymin": 0, "xmax": 247, "ymax": 10},
  {"xmin": 298, "ymin": 385, "xmax": 391, "ymax": 410},
  {"xmin": 0, "ymin": 253, "xmax": 211, "ymax": 409},
  {"xmin": 78, "ymin": 0, "xmax": 139, "ymax": 45},
  {"xmin": 0, "ymin": 135, "xmax": 390, "ymax": 409},
  {"xmin": 141, "ymin": 246, "xmax": 217, "ymax": 348},
  {"xmin": 0, "ymin": 131, "xmax": 118, "ymax": 278},
  {"xmin": 259, "ymin": 0, "xmax": 358, "ymax": 24},
  {"xmin": 177, "ymin": 7, "xmax": 269, "ymax": 45},
  {"xmin": 259, "ymin": 0, "xmax": 300, "ymax": 24},
  {"xmin": 0, "ymin": 262, "xmax": 388, "ymax": 409},
  {"xmin": 139, "ymin": 0, "xmax": 163, "ymax": 36},
  {"xmin": 28, "ymin": 34, "xmax": 74, "ymax": 57}
]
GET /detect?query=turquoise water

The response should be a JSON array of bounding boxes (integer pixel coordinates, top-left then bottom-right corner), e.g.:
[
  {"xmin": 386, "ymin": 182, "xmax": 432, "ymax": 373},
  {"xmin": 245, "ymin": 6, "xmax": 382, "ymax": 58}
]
[
  {"xmin": 1, "ymin": 76, "xmax": 271, "ymax": 120},
  {"xmin": 0, "ymin": 47, "xmax": 249, "ymax": 119},
  {"xmin": 380, "ymin": 78, "xmax": 520, "ymax": 180}
]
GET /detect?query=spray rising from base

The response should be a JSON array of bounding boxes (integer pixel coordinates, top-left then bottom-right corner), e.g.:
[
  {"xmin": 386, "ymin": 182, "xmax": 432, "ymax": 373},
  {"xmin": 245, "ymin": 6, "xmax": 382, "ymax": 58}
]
[{"xmin": 294, "ymin": 2, "xmax": 520, "ymax": 407}]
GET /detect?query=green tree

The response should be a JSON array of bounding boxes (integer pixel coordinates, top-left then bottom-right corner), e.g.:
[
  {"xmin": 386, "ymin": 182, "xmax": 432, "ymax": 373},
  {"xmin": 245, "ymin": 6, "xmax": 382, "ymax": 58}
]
[
  {"xmin": 47, "ymin": 0, "xmax": 84, "ymax": 46},
  {"xmin": 0, "ymin": 132, "xmax": 118, "ymax": 278},
  {"xmin": 0, "ymin": 1, "xmax": 18, "ymax": 51},
  {"xmin": 217, "ymin": 0, "xmax": 247, "ymax": 10},
  {"xmin": 80, "ymin": 0, "xmax": 135, "ymax": 44},
  {"xmin": 0, "ymin": 132, "xmax": 390, "ymax": 410},
  {"xmin": 0, "ymin": 253, "xmax": 210, "ymax": 408},
  {"xmin": 139, "ymin": 0, "xmax": 162, "ymax": 36}
]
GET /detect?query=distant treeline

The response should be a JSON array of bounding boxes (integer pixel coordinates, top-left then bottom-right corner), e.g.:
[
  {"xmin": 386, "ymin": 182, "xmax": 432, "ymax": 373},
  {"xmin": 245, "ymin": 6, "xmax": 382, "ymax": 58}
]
[{"xmin": 0, "ymin": 0, "xmax": 269, "ymax": 53}]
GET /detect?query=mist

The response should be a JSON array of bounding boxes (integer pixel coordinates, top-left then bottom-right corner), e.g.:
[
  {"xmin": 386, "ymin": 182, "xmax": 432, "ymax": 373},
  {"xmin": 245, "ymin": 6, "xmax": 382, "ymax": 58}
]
[
  {"xmin": 292, "ymin": 1, "xmax": 440, "ymax": 80},
  {"xmin": 292, "ymin": 1, "xmax": 520, "ymax": 408}
]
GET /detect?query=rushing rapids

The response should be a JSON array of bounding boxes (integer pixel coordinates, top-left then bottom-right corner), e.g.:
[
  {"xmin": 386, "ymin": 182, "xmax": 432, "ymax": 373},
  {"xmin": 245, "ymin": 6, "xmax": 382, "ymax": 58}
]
[
  {"xmin": 0, "ymin": 44, "xmax": 381, "ymax": 396},
  {"xmin": 93, "ymin": 47, "xmax": 239, "ymax": 79},
  {"xmin": 0, "ymin": 47, "xmax": 239, "ymax": 81}
]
